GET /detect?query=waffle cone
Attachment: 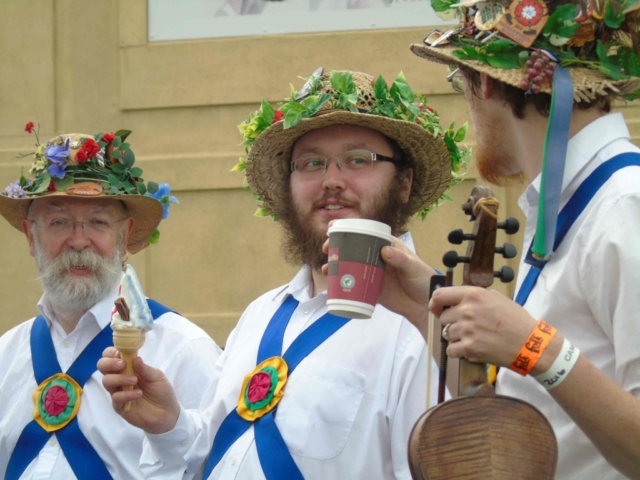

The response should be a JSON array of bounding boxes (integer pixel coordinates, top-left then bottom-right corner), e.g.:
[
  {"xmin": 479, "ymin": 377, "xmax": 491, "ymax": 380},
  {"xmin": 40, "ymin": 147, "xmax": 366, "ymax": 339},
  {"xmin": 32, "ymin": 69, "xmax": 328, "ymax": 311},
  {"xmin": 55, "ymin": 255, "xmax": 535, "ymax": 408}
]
[{"xmin": 112, "ymin": 327, "xmax": 146, "ymax": 412}]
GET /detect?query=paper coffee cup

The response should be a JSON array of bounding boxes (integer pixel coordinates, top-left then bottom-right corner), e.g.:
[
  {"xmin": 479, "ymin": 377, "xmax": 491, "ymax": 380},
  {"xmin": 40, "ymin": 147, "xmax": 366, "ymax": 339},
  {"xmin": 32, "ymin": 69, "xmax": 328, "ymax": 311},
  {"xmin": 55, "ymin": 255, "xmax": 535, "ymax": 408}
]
[{"xmin": 327, "ymin": 219, "xmax": 393, "ymax": 319}]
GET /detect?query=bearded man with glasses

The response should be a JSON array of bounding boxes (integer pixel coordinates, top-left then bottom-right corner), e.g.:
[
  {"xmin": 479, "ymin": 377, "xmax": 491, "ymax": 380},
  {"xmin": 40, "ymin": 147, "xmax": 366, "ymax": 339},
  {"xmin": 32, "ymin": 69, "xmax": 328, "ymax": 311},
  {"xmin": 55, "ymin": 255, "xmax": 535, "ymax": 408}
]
[
  {"xmin": 98, "ymin": 69, "xmax": 467, "ymax": 479},
  {"xmin": 0, "ymin": 130, "xmax": 221, "ymax": 480}
]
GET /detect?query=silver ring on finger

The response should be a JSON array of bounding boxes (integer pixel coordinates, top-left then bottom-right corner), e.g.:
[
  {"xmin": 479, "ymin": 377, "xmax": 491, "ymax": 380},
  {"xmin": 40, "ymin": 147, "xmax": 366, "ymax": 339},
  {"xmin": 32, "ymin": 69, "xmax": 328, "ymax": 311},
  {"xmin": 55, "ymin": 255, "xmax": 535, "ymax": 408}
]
[{"xmin": 442, "ymin": 323, "xmax": 452, "ymax": 342}]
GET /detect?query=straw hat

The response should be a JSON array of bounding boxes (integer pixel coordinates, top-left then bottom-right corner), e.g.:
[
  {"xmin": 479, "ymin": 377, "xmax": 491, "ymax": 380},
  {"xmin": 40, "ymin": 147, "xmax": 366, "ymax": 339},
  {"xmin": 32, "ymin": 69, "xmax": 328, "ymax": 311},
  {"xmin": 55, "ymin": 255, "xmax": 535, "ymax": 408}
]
[
  {"xmin": 235, "ymin": 69, "xmax": 469, "ymax": 219},
  {"xmin": 0, "ymin": 127, "xmax": 177, "ymax": 253},
  {"xmin": 411, "ymin": 0, "xmax": 640, "ymax": 102}
]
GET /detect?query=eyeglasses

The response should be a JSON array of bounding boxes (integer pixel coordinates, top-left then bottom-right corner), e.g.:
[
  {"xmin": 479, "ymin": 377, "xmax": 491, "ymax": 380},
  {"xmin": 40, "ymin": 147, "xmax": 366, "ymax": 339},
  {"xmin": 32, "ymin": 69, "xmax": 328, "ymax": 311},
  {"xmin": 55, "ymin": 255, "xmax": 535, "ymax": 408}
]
[
  {"xmin": 31, "ymin": 218, "xmax": 125, "ymax": 237},
  {"xmin": 291, "ymin": 150, "xmax": 395, "ymax": 176},
  {"xmin": 447, "ymin": 67, "xmax": 464, "ymax": 94}
]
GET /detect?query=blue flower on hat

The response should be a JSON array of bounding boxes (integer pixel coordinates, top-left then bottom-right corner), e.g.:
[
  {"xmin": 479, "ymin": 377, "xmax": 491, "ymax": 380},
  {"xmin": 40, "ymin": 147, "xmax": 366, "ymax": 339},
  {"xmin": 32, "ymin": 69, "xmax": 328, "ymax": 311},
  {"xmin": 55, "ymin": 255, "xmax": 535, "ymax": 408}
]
[
  {"xmin": 147, "ymin": 182, "xmax": 179, "ymax": 219},
  {"xmin": 45, "ymin": 140, "xmax": 70, "ymax": 179}
]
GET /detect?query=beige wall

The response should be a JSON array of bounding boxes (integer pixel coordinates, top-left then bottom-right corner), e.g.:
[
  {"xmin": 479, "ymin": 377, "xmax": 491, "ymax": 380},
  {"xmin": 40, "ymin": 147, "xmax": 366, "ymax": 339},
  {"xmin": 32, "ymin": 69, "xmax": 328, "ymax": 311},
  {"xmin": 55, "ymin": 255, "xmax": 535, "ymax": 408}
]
[{"xmin": 1, "ymin": 0, "xmax": 638, "ymax": 345}]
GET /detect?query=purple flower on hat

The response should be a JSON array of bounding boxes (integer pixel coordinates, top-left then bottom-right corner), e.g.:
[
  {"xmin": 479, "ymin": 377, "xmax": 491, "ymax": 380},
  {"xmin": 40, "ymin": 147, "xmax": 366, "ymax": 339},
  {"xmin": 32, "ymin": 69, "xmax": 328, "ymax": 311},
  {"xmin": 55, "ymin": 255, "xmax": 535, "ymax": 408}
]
[
  {"xmin": 147, "ymin": 182, "xmax": 179, "ymax": 219},
  {"xmin": 2, "ymin": 181, "xmax": 28, "ymax": 198},
  {"xmin": 47, "ymin": 162, "xmax": 67, "ymax": 179}
]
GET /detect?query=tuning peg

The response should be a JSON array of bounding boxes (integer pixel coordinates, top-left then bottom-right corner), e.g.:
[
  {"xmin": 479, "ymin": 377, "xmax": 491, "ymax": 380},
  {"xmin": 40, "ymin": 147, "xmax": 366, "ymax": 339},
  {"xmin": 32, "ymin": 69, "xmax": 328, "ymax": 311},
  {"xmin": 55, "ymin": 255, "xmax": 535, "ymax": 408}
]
[
  {"xmin": 494, "ymin": 266, "xmax": 515, "ymax": 283},
  {"xmin": 447, "ymin": 229, "xmax": 476, "ymax": 245},
  {"xmin": 497, "ymin": 217, "xmax": 520, "ymax": 235},
  {"xmin": 443, "ymin": 250, "xmax": 469, "ymax": 268},
  {"xmin": 495, "ymin": 243, "xmax": 517, "ymax": 259}
]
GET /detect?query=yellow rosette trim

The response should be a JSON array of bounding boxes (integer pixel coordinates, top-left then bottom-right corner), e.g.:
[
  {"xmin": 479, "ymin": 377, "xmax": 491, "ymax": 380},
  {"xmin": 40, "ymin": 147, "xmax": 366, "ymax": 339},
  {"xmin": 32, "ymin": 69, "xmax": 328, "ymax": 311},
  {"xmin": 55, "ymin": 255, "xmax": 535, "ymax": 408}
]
[
  {"xmin": 237, "ymin": 356, "xmax": 288, "ymax": 422},
  {"xmin": 33, "ymin": 373, "xmax": 83, "ymax": 433}
]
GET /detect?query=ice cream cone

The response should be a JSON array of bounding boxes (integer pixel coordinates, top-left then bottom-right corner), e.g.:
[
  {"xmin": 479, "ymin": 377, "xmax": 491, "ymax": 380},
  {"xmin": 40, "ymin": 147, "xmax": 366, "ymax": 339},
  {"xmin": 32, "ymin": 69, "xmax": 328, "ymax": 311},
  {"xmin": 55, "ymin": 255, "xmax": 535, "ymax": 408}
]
[{"xmin": 112, "ymin": 326, "xmax": 146, "ymax": 412}]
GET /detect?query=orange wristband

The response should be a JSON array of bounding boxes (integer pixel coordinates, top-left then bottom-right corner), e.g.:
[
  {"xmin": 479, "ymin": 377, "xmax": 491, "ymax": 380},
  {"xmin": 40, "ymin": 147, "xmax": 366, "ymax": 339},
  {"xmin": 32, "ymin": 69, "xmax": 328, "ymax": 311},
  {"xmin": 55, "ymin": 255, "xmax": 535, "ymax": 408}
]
[{"xmin": 509, "ymin": 320, "xmax": 557, "ymax": 376}]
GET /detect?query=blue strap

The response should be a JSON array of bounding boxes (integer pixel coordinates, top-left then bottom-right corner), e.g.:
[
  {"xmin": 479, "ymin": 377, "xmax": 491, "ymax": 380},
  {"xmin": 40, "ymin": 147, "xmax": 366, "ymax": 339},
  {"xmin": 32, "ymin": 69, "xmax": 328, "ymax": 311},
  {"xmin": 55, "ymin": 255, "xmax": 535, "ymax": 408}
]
[
  {"xmin": 6, "ymin": 298, "xmax": 173, "ymax": 480},
  {"xmin": 255, "ymin": 412, "xmax": 305, "ymax": 480},
  {"xmin": 516, "ymin": 153, "xmax": 640, "ymax": 305},
  {"xmin": 203, "ymin": 295, "xmax": 351, "ymax": 479}
]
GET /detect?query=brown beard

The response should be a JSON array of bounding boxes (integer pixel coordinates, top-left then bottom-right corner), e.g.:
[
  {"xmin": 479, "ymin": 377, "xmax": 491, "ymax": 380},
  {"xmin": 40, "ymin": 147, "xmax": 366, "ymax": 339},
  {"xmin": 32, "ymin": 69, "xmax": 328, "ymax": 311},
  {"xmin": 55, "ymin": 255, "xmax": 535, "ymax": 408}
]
[{"xmin": 278, "ymin": 173, "xmax": 412, "ymax": 271}]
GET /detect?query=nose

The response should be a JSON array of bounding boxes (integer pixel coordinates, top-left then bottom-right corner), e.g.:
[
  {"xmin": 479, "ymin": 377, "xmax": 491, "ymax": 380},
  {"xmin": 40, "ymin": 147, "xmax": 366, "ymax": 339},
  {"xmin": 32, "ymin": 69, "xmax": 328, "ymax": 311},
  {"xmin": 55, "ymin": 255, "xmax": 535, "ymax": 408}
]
[
  {"xmin": 65, "ymin": 222, "xmax": 92, "ymax": 249},
  {"xmin": 321, "ymin": 158, "xmax": 346, "ymax": 191}
]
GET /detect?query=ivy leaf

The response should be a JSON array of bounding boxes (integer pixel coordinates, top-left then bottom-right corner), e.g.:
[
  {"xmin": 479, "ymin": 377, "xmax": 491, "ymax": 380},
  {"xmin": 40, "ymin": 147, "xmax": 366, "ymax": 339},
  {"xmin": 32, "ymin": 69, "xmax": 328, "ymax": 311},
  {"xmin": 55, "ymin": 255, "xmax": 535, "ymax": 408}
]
[
  {"xmin": 147, "ymin": 229, "xmax": 160, "ymax": 244},
  {"xmin": 431, "ymin": 0, "xmax": 455, "ymax": 12},
  {"xmin": 598, "ymin": 62, "xmax": 628, "ymax": 79},
  {"xmin": 604, "ymin": 1, "xmax": 625, "ymax": 27},
  {"xmin": 377, "ymin": 101, "xmax": 396, "ymax": 117},
  {"xmin": 453, "ymin": 48, "xmax": 478, "ymax": 61},
  {"xmin": 32, "ymin": 173, "xmax": 52, "ymax": 194},
  {"xmin": 543, "ymin": 4, "xmax": 579, "ymax": 39},
  {"xmin": 261, "ymin": 100, "xmax": 275, "ymax": 125},
  {"xmin": 19, "ymin": 167, "xmax": 27, "ymax": 188},
  {"xmin": 392, "ymin": 78, "xmax": 415, "ymax": 103},
  {"xmin": 112, "ymin": 149, "xmax": 121, "ymax": 160},
  {"xmin": 330, "ymin": 71, "xmax": 356, "ymax": 94},
  {"xmin": 338, "ymin": 92, "xmax": 359, "ymax": 108},
  {"xmin": 114, "ymin": 130, "xmax": 132, "ymax": 142},
  {"xmin": 129, "ymin": 167, "xmax": 143, "ymax": 177},
  {"xmin": 54, "ymin": 176, "xmax": 74, "ymax": 191},
  {"xmin": 120, "ymin": 142, "xmax": 131, "ymax": 150},
  {"xmin": 112, "ymin": 136, "xmax": 122, "ymax": 148},
  {"xmin": 486, "ymin": 39, "xmax": 517, "ymax": 54},
  {"xmin": 454, "ymin": 122, "xmax": 468, "ymax": 142},
  {"xmin": 123, "ymin": 181, "xmax": 136, "ymax": 193},
  {"xmin": 108, "ymin": 174, "xmax": 121, "ymax": 186},
  {"xmin": 111, "ymin": 163, "xmax": 126, "ymax": 174},
  {"xmin": 283, "ymin": 102, "xmax": 306, "ymax": 129},
  {"xmin": 374, "ymin": 75, "xmax": 389, "ymax": 100},
  {"xmin": 596, "ymin": 40, "xmax": 608, "ymax": 62},
  {"xmin": 486, "ymin": 51, "xmax": 521, "ymax": 69},
  {"xmin": 123, "ymin": 148, "xmax": 135, "ymax": 167},
  {"xmin": 136, "ymin": 181, "xmax": 147, "ymax": 195},
  {"xmin": 147, "ymin": 181, "xmax": 159, "ymax": 194},
  {"xmin": 620, "ymin": 47, "xmax": 640, "ymax": 76},
  {"xmin": 93, "ymin": 132, "xmax": 104, "ymax": 142}
]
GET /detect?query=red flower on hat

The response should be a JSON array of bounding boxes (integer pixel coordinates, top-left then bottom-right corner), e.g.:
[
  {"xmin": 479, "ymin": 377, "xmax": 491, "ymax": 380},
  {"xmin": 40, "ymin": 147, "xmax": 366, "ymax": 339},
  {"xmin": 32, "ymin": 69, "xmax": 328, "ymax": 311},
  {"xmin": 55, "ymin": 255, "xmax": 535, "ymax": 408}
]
[
  {"xmin": 25, "ymin": 122, "xmax": 35, "ymax": 134},
  {"xmin": 75, "ymin": 138, "xmax": 100, "ymax": 163},
  {"xmin": 48, "ymin": 181, "xmax": 57, "ymax": 192},
  {"xmin": 515, "ymin": 0, "xmax": 544, "ymax": 26},
  {"xmin": 272, "ymin": 110, "xmax": 284, "ymax": 124},
  {"xmin": 102, "ymin": 132, "xmax": 115, "ymax": 143}
]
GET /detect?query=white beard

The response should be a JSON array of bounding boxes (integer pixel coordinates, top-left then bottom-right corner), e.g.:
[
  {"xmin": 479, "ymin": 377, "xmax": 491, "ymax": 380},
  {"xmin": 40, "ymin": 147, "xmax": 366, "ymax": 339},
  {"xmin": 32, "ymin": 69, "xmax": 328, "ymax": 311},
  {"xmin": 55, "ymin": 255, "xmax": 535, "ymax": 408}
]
[{"xmin": 33, "ymin": 229, "xmax": 123, "ymax": 313}]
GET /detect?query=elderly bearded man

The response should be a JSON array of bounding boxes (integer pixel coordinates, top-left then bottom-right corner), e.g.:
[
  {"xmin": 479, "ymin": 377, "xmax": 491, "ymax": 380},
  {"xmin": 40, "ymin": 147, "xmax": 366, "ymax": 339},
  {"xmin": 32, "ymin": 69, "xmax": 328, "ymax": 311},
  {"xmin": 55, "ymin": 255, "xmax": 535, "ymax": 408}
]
[
  {"xmin": 98, "ymin": 69, "xmax": 467, "ymax": 479},
  {"xmin": 0, "ymin": 128, "xmax": 221, "ymax": 480}
]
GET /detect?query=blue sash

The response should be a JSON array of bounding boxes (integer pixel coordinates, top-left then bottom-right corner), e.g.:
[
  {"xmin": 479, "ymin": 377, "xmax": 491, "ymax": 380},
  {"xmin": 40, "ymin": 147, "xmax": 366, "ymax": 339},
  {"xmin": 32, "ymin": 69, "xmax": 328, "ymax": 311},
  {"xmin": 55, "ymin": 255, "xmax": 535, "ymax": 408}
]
[
  {"xmin": 6, "ymin": 299, "xmax": 173, "ymax": 480},
  {"xmin": 515, "ymin": 153, "xmax": 640, "ymax": 306},
  {"xmin": 202, "ymin": 295, "xmax": 351, "ymax": 479}
]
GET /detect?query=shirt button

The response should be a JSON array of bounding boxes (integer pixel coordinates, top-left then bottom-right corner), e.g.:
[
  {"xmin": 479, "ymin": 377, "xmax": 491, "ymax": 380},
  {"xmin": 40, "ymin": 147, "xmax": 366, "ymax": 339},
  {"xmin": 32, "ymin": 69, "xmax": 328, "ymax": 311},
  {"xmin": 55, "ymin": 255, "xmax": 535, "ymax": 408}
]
[
  {"xmin": 49, "ymin": 437, "xmax": 57, "ymax": 446},
  {"xmin": 62, "ymin": 341, "xmax": 70, "ymax": 348},
  {"xmin": 180, "ymin": 439, "xmax": 188, "ymax": 447},
  {"xmin": 230, "ymin": 457, "xmax": 237, "ymax": 466},
  {"xmin": 303, "ymin": 309, "xmax": 309, "ymax": 315}
]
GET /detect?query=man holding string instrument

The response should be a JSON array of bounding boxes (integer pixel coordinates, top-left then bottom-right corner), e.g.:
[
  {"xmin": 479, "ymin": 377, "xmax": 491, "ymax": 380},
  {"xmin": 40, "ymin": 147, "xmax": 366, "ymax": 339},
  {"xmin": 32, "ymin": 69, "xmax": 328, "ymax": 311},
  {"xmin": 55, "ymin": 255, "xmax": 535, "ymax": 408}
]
[{"xmin": 367, "ymin": 1, "xmax": 640, "ymax": 478}]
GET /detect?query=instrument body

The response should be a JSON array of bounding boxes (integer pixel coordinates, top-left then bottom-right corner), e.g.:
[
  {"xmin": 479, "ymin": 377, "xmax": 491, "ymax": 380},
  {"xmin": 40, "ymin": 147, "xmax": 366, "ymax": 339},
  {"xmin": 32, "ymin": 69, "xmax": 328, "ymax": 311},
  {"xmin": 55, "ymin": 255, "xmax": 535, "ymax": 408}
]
[{"xmin": 408, "ymin": 186, "xmax": 558, "ymax": 480}]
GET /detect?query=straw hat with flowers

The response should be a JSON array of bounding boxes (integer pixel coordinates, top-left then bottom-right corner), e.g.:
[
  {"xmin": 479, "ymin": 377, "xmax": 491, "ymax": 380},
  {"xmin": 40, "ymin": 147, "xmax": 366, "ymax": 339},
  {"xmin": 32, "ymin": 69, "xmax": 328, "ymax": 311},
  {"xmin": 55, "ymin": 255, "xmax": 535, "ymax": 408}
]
[
  {"xmin": 412, "ymin": 0, "xmax": 640, "ymax": 102},
  {"xmin": 232, "ymin": 68, "xmax": 470, "ymax": 220},
  {"xmin": 0, "ymin": 124, "xmax": 178, "ymax": 253}
]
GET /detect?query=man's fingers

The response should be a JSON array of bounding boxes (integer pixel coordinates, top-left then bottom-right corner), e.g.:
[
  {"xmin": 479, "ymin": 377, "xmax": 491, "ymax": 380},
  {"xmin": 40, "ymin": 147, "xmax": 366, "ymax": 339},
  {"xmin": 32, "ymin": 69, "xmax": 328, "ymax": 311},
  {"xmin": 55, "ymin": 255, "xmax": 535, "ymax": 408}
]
[
  {"xmin": 111, "ymin": 389, "xmax": 143, "ymax": 413},
  {"xmin": 97, "ymin": 356, "xmax": 126, "ymax": 375},
  {"xmin": 102, "ymin": 371, "xmax": 138, "ymax": 393},
  {"xmin": 102, "ymin": 346, "xmax": 121, "ymax": 358}
]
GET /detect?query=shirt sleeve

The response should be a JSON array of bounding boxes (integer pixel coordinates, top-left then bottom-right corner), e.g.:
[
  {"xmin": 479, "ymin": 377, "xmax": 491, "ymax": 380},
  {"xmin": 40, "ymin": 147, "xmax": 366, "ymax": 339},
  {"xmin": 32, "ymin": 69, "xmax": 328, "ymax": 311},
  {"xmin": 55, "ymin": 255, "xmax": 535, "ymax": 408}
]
[{"xmin": 580, "ymin": 192, "xmax": 640, "ymax": 395}]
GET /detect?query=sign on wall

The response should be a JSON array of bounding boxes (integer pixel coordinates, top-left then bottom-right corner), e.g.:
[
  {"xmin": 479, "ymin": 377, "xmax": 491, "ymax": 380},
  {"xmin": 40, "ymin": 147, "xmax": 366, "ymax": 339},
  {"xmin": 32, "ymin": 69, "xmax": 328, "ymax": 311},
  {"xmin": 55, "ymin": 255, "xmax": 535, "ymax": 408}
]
[{"xmin": 148, "ymin": 0, "xmax": 456, "ymax": 41}]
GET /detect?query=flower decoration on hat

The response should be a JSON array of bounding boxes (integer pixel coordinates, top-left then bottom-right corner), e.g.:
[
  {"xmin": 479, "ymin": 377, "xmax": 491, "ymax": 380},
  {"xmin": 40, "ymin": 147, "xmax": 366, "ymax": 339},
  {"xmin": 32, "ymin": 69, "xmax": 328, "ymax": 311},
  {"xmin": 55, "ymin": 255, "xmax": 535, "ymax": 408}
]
[
  {"xmin": 32, "ymin": 373, "xmax": 83, "ymax": 433},
  {"xmin": 1, "ymin": 123, "xmax": 178, "ymax": 247},
  {"xmin": 232, "ymin": 69, "xmax": 470, "ymax": 220},
  {"xmin": 421, "ymin": 0, "xmax": 640, "ymax": 100},
  {"xmin": 236, "ymin": 356, "xmax": 288, "ymax": 422}
]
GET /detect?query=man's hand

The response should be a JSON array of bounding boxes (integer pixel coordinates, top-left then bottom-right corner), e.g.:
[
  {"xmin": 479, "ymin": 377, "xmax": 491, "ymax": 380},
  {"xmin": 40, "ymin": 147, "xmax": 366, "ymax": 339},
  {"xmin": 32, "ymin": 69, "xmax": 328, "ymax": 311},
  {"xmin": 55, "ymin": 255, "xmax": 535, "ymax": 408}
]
[
  {"xmin": 98, "ymin": 347, "xmax": 181, "ymax": 435},
  {"xmin": 430, "ymin": 286, "xmax": 544, "ymax": 369}
]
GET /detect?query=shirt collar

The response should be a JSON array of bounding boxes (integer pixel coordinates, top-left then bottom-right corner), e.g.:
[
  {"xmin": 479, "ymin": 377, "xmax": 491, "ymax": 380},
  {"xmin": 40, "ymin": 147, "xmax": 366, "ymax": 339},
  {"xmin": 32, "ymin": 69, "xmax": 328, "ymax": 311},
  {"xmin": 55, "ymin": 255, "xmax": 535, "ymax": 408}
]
[{"xmin": 520, "ymin": 112, "xmax": 630, "ymax": 211}]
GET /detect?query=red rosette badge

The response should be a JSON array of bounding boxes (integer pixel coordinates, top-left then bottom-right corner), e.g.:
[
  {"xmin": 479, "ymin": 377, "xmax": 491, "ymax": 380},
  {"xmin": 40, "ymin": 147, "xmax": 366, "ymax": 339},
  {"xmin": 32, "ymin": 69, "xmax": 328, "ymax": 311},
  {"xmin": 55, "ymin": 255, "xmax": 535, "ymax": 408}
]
[
  {"xmin": 32, "ymin": 373, "xmax": 83, "ymax": 432},
  {"xmin": 236, "ymin": 357, "xmax": 288, "ymax": 422},
  {"xmin": 515, "ymin": 0, "xmax": 544, "ymax": 26}
]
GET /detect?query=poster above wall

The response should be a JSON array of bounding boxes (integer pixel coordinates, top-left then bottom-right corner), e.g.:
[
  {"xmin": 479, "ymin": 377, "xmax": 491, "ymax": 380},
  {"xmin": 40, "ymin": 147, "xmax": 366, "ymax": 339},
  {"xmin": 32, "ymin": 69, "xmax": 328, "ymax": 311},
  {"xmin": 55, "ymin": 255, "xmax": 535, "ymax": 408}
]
[{"xmin": 148, "ymin": 0, "xmax": 456, "ymax": 41}]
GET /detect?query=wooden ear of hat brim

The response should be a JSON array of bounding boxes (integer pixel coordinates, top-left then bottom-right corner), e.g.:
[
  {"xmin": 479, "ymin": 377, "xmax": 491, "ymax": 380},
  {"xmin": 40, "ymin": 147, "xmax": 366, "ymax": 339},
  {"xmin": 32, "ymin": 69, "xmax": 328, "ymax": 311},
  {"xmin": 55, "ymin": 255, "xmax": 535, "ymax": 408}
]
[
  {"xmin": 410, "ymin": 43, "xmax": 640, "ymax": 103},
  {"xmin": 245, "ymin": 109, "xmax": 452, "ymax": 217},
  {"xmin": 0, "ymin": 192, "xmax": 163, "ymax": 254}
]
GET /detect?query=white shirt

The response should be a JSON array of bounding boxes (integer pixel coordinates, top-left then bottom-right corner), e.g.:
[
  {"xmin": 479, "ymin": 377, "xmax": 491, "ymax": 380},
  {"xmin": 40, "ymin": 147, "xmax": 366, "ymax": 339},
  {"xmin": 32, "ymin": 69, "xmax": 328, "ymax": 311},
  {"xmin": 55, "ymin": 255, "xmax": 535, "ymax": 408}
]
[
  {"xmin": 142, "ymin": 232, "xmax": 439, "ymax": 479},
  {"xmin": 0, "ymin": 286, "xmax": 222, "ymax": 480},
  {"xmin": 497, "ymin": 112, "xmax": 640, "ymax": 480}
]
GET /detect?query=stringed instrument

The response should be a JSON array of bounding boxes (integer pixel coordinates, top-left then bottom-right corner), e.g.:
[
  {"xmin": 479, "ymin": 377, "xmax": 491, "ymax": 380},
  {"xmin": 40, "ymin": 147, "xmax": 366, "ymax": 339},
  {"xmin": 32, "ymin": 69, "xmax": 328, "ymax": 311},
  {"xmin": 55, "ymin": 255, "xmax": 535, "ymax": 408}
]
[{"xmin": 408, "ymin": 186, "xmax": 558, "ymax": 480}]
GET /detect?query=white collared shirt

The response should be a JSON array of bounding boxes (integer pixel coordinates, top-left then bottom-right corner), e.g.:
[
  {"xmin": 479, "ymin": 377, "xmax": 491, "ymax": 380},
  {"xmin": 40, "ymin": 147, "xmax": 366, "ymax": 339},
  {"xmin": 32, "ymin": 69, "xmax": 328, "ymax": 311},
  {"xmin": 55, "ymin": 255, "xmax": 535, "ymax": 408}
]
[
  {"xmin": 497, "ymin": 112, "xmax": 640, "ymax": 480},
  {"xmin": 0, "ymin": 286, "xmax": 222, "ymax": 480},
  {"xmin": 141, "ymin": 232, "xmax": 440, "ymax": 479}
]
